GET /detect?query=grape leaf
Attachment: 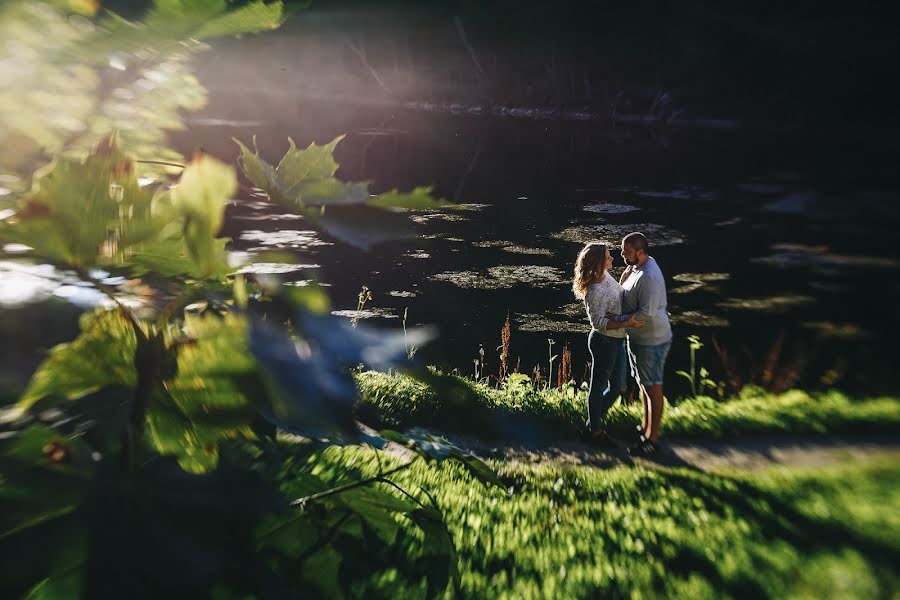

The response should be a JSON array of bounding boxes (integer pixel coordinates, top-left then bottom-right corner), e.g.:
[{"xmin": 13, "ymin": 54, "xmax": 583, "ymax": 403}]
[{"xmin": 5, "ymin": 136, "xmax": 164, "ymax": 269}]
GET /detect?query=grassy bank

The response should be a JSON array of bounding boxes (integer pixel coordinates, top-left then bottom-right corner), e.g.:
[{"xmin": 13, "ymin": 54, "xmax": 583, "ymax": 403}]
[
  {"xmin": 355, "ymin": 370, "xmax": 900, "ymax": 440},
  {"xmin": 287, "ymin": 447, "xmax": 899, "ymax": 598}
]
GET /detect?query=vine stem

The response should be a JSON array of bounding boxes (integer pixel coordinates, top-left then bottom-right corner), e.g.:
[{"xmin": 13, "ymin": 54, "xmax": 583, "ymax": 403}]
[
  {"xmin": 75, "ymin": 267, "xmax": 146, "ymax": 341},
  {"xmin": 135, "ymin": 159, "xmax": 186, "ymax": 169},
  {"xmin": 290, "ymin": 458, "xmax": 420, "ymax": 508},
  {"xmin": 76, "ymin": 267, "xmax": 151, "ymax": 473}
]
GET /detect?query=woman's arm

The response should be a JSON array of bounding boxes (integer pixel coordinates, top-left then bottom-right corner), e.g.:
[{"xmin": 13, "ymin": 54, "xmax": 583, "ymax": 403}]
[{"xmin": 604, "ymin": 313, "xmax": 646, "ymax": 330}]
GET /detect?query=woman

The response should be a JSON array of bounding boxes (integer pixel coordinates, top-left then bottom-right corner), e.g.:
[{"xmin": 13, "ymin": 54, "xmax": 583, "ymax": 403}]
[{"xmin": 572, "ymin": 243, "xmax": 645, "ymax": 446}]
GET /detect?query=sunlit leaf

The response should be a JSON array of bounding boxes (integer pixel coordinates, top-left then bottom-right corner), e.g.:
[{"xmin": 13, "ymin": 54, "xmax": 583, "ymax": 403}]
[
  {"xmin": 173, "ymin": 154, "xmax": 236, "ymax": 237},
  {"xmin": 18, "ymin": 309, "xmax": 138, "ymax": 410},
  {"xmin": 148, "ymin": 313, "xmax": 259, "ymax": 473},
  {"xmin": 277, "ymin": 136, "xmax": 344, "ymax": 191},
  {"xmin": 194, "ymin": 1, "xmax": 284, "ymax": 39},
  {"xmin": 5, "ymin": 137, "xmax": 163, "ymax": 269}
]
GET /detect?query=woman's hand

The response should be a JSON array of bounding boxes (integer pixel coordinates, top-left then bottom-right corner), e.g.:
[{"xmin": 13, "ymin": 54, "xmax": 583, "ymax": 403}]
[{"xmin": 619, "ymin": 265, "xmax": 634, "ymax": 284}]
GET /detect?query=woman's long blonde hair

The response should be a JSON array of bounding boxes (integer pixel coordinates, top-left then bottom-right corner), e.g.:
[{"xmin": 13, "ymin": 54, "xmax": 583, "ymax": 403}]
[{"xmin": 572, "ymin": 243, "xmax": 609, "ymax": 300}]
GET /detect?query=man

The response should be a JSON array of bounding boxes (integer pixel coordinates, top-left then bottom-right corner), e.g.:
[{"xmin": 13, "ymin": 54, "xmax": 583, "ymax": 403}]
[{"xmin": 619, "ymin": 232, "xmax": 672, "ymax": 456}]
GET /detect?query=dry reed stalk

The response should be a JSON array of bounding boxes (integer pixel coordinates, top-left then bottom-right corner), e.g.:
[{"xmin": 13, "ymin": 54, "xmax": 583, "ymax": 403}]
[
  {"xmin": 499, "ymin": 315, "xmax": 511, "ymax": 381},
  {"xmin": 558, "ymin": 342, "xmax": 572, "ymax": 388}
]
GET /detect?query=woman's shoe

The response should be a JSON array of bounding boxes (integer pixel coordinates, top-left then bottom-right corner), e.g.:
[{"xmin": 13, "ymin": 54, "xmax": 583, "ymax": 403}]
[
  {"xmin": 585, "ymin": 429, "xmax": 618, "ymax": 449},
  {"xmin": 627, "ymin": 438, "xmax": 659, "ymax": 457}
]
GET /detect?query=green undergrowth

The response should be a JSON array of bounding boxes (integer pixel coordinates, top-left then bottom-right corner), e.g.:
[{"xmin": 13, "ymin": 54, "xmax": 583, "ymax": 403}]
[
  {"xmin": 288, "ymin": 447, "xmax": 900, "ymax": 599},
  {"xmin": 354, "ymin": 370, "xmax": 900, "ymax": 440}
]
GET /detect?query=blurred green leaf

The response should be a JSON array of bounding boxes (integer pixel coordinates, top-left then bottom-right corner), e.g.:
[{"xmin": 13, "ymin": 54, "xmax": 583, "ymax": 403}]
[
  {"xmin": 366, "ymin": 186, "xmax": 448, "ymax": 210},
  {"xmin": 148, "ymin": 313, "xmax": 259, "ymax": 473},
  {"xmin": 407, "ymin": 505, "xmax": 459, "ymax": 598},
  {"xmin": 277, "ymin": 136, "xmax": 344, "ymax": 190},
  {"xmin": 4, "ymin": 136, "xmax": 165, "ymax": 269},
  {"xmin": 312, "ymin": 205, "xmax": 415, "ymax": 250},
  {"xmin": 18, "ymin": 309, "xmax": 138, "ymax": 410},
  {"xmin": 0, "ymin": 425, "xmax": 94, "ymax": 597},
  {"xmin": 300, "ymin": 544, "xmax": 344, "ymax": 599},
  {"xmin": 283, "ymin": 285, "xmax": 331, "ymax": 315},
  {"xmin": 379, "ymin": 429, "xmax": 503, "ymax": 488}
]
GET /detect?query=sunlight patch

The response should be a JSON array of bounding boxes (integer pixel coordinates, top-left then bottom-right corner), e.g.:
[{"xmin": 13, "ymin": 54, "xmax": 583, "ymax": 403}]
[
  {"xmin": 237, "ymin": 263, "xmax": 321, "ymax": 275},
  {"xmin": 410, "ymin": 213, "xmax": 469, "ymax": 224},
  {"xmin": 232, "ymin": 213, "xmax": 305, "ymax": 222},
  {"xmin": 331, "ymin": 308, "xmax": 399, "ymax": 320}
]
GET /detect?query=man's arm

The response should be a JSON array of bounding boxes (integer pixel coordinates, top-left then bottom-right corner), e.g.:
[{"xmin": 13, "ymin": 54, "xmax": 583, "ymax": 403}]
[{"xmin": 633, "ymin": 274, "xmax": 664, "ymax": 321}]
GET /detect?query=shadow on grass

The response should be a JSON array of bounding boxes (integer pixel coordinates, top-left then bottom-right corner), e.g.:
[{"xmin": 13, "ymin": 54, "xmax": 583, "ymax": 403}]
[{"xmin": 649, "ymin": 467, "xmax": 900, "ymax": 597}]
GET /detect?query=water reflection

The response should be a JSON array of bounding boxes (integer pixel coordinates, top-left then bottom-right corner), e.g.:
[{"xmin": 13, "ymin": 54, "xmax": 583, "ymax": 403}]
[
  {"xmin": 0, "ymin": 261, "xmax": 135, "ymax": 309},
  {"xmin": 237, "ymin": 229, "xmax": 332, "ymax": 250},
  {"xmin": 236, "ymin": 262, "xmax": 321, "ymax": 275},
  {"xmin": 331, "ymin": 308, "xmax": 398, "ymax": 320}
]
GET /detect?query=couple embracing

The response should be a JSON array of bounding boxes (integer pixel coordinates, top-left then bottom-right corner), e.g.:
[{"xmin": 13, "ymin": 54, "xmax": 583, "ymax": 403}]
[{"xmin": 572, "ymin": 232, "xmax": 672, "ymax": 457}]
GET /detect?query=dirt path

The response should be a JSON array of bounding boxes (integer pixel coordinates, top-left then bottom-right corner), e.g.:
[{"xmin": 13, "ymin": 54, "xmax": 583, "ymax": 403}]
[{"xmin": 439, "ymin": 432, "xmax": 900, "ymax": 472}]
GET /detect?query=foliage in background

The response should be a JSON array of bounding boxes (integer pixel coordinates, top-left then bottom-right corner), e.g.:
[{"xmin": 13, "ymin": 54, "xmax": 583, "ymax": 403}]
[{"xmin": 356, "ymin": 370, "xmax": 900, "ymax": 441}]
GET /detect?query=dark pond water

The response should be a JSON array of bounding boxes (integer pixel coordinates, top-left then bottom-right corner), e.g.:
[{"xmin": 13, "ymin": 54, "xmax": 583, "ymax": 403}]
[{"xmin": 162, "ymin": 92, "xmax": 900, "ymax": 398}]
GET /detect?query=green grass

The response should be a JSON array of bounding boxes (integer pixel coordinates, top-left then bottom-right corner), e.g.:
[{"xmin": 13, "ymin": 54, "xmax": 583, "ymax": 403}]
[
  {"xmin": 294, "ymin": 447, "xmax": 900, "ymax": 599},
  {"xmin": 355, "ymin": 370, "xmax": 900, "ymax": 440}
]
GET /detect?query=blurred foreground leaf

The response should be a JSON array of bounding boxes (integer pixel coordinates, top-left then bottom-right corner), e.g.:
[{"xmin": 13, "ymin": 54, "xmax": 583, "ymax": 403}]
[
  {"xmin": 234, "ymin": 137, "xmax": 447, "ymax": 249},
  {"xmin": 18, "ymin": 309, "xmax": 138, "ymax": 410},
  {"xmin": 380, "ymin": 429, "xmax": 503, "ymax": 488}
]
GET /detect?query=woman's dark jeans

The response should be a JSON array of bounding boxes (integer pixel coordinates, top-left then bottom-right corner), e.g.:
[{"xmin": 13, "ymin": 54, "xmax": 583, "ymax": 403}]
[{"xmin": 586, "ymin": 331, "xmax": 626, "ymax": 432}]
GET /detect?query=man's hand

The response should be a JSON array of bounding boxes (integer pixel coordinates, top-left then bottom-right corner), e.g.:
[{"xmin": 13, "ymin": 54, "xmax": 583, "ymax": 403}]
[{"xmin": 624, "ymin": 314, "xmax": 646, "ymax": 328}]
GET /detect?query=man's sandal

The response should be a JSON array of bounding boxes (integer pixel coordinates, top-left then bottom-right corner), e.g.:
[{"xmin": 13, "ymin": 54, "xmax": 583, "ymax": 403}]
[{"xmin": 627, "ymin": 438, "xmax": 659, "ymax": 457}]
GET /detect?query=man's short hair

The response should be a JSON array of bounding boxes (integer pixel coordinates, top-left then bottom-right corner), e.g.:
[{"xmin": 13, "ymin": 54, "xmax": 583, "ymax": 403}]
[{"xmin": 622, "ymin": 232, "xmax": 649, "ymax": 253}]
